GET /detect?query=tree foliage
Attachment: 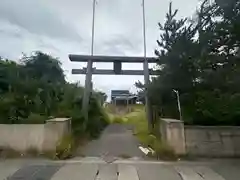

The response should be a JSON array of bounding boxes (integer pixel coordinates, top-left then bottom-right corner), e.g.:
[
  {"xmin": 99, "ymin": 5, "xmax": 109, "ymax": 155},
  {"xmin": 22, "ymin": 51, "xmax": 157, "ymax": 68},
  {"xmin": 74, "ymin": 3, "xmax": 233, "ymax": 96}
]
[
  {"xmin": 0, "ymin": 52, "xmax": 108, "ymax": 136},
  {"xmin": 138, "ymin": 0, "xmax": 240, "ymax": 125}
]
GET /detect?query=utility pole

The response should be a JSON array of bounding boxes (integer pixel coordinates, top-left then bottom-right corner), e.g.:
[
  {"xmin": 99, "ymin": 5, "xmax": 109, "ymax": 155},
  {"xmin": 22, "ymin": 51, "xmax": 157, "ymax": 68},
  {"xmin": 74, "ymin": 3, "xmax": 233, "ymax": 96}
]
[
  {"xmin": 142, "ymin": 0, "xmax": 152, "ymax": 130},
  {"xmin": 82, "ymin": 0, "xmax": 96, "ymax": 121}
]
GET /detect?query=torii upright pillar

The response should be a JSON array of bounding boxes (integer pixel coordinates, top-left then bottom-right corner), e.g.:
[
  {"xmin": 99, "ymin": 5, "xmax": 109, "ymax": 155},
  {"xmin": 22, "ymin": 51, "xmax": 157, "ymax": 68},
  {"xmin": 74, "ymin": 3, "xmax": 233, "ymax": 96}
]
[{"xmin": 81, "ymin": 59, "xmax": 93, "ymax": 121}]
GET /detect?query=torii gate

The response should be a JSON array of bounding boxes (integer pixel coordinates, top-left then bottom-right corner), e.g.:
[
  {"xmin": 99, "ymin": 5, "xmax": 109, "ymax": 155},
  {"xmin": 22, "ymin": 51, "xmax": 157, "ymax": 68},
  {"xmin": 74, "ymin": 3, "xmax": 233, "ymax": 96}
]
[
  {"xmin": 69, "ymin": 0, "xmax": 158, "ymax": 130},
  {"xmin": 69, "ymin": 55, "xmax": 158, "ymax": 129}
]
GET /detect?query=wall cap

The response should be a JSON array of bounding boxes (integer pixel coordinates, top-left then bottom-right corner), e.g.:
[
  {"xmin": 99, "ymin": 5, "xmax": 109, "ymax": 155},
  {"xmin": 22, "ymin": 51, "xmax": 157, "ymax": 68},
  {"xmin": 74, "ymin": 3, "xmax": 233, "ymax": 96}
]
[
  {"xmin": 185, "ymin": 125, "xmax": 240, "ymax": 129},
  {"xmin": 47, "ymin": 118, "xmax": 71, "ymax": 122},
  {"xmin": 161, "ymin": 118, "xmax": 183, "ymax": 123}
]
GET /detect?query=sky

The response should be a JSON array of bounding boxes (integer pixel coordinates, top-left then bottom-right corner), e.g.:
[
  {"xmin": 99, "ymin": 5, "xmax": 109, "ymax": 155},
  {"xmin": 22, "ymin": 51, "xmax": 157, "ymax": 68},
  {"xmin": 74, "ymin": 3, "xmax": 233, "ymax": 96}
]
[{"xmin": 0, "ymin": 0, "xmax": 199, "ymax": 98}]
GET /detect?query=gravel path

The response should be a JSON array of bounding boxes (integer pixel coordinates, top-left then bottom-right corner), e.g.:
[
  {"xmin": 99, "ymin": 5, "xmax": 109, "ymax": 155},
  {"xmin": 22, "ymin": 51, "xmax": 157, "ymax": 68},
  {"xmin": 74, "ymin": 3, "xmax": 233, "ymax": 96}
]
[{"xmin": 79, "ymin": 124, "xmax": 144, "ymax": 159}]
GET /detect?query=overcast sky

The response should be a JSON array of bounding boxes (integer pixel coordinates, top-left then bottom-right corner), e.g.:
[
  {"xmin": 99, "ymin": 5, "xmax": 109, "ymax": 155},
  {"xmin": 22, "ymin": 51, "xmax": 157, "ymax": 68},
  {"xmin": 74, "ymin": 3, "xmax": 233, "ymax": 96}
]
[{"xmin": 0, "ymin": 0, "xmax": 199, "ymax": 97}]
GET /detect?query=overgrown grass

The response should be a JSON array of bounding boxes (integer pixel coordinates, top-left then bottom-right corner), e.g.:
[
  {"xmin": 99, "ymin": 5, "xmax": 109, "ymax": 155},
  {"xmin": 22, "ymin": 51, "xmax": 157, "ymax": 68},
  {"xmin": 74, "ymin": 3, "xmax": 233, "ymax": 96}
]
[
  {"xmin": 54, "ymin": 134, "xmax": 75, "ymax": 160},
  {"xmin": 107, "ymin": 105, "xmax": 176, "ymax": 160}
]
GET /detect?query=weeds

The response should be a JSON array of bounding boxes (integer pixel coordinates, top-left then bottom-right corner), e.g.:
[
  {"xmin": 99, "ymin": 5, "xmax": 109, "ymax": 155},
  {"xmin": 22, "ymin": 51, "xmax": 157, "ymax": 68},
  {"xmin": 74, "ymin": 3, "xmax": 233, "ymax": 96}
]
[
  {"xmin": 111, "ymin": 105, "xmax": 177, "ymax": 160},
  {"xmin": 55, "ymin": 134, "xmax": 75, "ymax": 160}
]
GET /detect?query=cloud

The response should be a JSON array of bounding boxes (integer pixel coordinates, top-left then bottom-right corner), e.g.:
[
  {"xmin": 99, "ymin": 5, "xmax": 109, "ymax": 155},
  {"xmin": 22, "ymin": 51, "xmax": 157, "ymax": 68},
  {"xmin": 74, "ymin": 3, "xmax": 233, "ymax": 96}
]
[
  {"xmin": 0, "ymin": 0, "xmax": 82, "ymax": 42},
  {"xmin": 0, "ymin": 0, "xmax": 199, "ymax": 97}
]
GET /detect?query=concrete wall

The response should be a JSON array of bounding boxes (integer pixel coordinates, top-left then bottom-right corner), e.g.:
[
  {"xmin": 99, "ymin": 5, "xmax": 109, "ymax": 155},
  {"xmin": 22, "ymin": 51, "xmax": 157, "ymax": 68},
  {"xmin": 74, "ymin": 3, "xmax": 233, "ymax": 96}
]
[
  {"xmin": 160, "ymin": 119, "xmax": 240, "ymax": 157},
  {"xmin": 0, "ymin": 118, "xmax": 71, "ymax": 152},
  {"xmin": 0, "ymin": 124, "xmax": 45, "ymax": 152},
  {"xmin": 185, "ymin": 126, "xmax": 240, "ymax": 157}
]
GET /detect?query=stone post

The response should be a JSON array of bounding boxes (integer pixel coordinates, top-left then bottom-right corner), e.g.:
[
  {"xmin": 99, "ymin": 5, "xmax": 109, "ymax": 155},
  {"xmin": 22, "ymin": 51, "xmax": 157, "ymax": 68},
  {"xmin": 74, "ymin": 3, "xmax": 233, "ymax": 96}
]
[
  {"xmin": 160, "ymin": 118, "xmax": 186, "ymax": 155},
  {"xmin": 42, "ymin": 118, "xmax": 71, "ymax": 151}
]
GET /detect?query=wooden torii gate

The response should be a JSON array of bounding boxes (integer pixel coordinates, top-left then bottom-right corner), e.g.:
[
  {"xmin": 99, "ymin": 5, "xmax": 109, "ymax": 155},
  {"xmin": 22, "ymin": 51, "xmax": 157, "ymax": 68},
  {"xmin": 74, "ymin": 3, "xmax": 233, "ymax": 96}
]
[{"xmin": 69, "ymin": 54, "xmax": 158, "ymax": 129}]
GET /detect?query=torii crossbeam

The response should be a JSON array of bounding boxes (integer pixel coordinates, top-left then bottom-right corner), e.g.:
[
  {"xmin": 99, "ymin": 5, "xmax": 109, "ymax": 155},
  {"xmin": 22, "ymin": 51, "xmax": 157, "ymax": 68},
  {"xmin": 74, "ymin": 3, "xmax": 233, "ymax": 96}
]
[{"xmin": 69, "ymin": 55, "xmax": 159, "ymax": 75}]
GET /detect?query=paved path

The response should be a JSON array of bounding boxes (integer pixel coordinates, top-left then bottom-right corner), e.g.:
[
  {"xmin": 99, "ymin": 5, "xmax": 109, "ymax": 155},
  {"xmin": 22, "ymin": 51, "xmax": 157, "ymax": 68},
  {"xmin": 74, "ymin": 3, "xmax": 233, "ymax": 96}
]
[
  {"xmin": 78, "ymin": 124, "xmax": 144, "ymax": 159},
  {"xmin": 2, "ymin": 158, "xmax": 240, "ymax": 179}
]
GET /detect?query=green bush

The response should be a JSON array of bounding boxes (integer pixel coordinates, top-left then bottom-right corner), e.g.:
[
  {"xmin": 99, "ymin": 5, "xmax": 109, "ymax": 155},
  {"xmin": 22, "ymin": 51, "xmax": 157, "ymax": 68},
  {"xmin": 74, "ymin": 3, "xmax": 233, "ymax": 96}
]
[
  {"xmin": 56, "ymin": 95, "xmax": 109, "ymax": 138},
  {"xmin": 71, "ymin": 112, "xmax": 85, "ymax": 136},
  {"xmin": 87, "ymin": 96, "xmax": 108, "ymax": 138},
  {"xmin": 21, "ymin": 113, "xmax": 46, "ymax": 124},
  {"xmin": 185, "ymin": 91, "xmax": 240, "ymax": 126}
]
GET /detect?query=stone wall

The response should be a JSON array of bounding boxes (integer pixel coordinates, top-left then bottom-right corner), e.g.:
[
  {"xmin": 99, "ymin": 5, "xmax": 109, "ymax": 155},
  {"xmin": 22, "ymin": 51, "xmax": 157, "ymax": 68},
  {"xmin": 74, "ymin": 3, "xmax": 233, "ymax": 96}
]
[
  {"xmin": 160, "ymin": 119, "xmax": 240, "ymax": 157},
  {"xmin": 0, "ymin": 118, "xmax": 71, "ymax": 152},
  {"xmin": 185, "ymin": 126, "xmax": 240, "ymax": 157}
]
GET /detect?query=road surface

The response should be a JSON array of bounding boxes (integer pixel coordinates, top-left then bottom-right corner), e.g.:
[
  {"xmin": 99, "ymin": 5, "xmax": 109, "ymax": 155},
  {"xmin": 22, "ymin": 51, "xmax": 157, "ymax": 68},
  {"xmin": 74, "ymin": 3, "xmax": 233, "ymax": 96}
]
[
  {"xmin": 2, "ymin": 158, "xmax": 240, "ymax": 180},
  {"xmin": 78, "ymin": 124, "xmax": 144, "ymax": 159}
]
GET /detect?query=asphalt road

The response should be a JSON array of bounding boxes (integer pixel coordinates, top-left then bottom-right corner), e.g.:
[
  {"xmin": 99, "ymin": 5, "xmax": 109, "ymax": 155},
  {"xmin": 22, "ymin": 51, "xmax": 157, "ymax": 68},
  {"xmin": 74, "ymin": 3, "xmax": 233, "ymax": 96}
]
[
  {"xmin": 2, "ymin": 158, "xmax": 240, "ymax": 180},
  {"xmin": 78, "ymin": 124, "xmax": 144, "ymax": 159}
]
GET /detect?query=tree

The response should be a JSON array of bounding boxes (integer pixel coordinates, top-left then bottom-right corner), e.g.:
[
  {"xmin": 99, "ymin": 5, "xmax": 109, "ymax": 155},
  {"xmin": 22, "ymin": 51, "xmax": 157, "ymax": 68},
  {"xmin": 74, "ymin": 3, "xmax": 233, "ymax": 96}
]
[
  {"xmin": 136, "ymin": 0, "xmax": 240, "ymax": 125},
  {"xmin": 21, "ymin": 51, "xmax": 65, "ymax": 84}
]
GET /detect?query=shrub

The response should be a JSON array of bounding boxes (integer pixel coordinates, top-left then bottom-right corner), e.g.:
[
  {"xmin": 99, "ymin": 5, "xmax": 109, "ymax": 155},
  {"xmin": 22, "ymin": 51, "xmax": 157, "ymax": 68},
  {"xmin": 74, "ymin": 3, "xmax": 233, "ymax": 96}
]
[
  {"xmin": 86, "ymin": 96, "xmax": 108, "ymax": 138},
  {"xmin": 21, "ymin": 113, "xmax": 46, "ymax": 124},
  {"xmin": 53, "ymin": 92, "xmax": 108, "ymax": 139},
  {"xmin": 186, "ymin": 92, "xmax": 240, "ymax": 126},
  {"xmin": 71, "ymin": 111, "xmax": 85, "ymax": 136}
]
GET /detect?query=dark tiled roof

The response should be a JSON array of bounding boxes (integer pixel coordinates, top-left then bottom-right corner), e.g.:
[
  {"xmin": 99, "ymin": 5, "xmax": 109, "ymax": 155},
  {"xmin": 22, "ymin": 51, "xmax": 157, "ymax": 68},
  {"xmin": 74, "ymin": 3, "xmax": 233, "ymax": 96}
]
[{"xmin": 111, "ymin": 90, "xmax": 130, "ymax": 97}]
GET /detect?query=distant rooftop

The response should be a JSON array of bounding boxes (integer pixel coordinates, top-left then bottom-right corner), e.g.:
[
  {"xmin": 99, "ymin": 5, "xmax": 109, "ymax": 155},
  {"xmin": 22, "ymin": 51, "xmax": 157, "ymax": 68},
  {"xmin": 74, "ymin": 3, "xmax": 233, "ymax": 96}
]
[
  {"xmin": 111, "ymin": 90, "xmax": 130, "ymax": 96},
  {"xmin": 115, "ymin": 95, "xmax": 138, "ymax": 100},
  {"xmin": 111, "ymin": 90, "xmax": 138, "ymax": 100}
]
